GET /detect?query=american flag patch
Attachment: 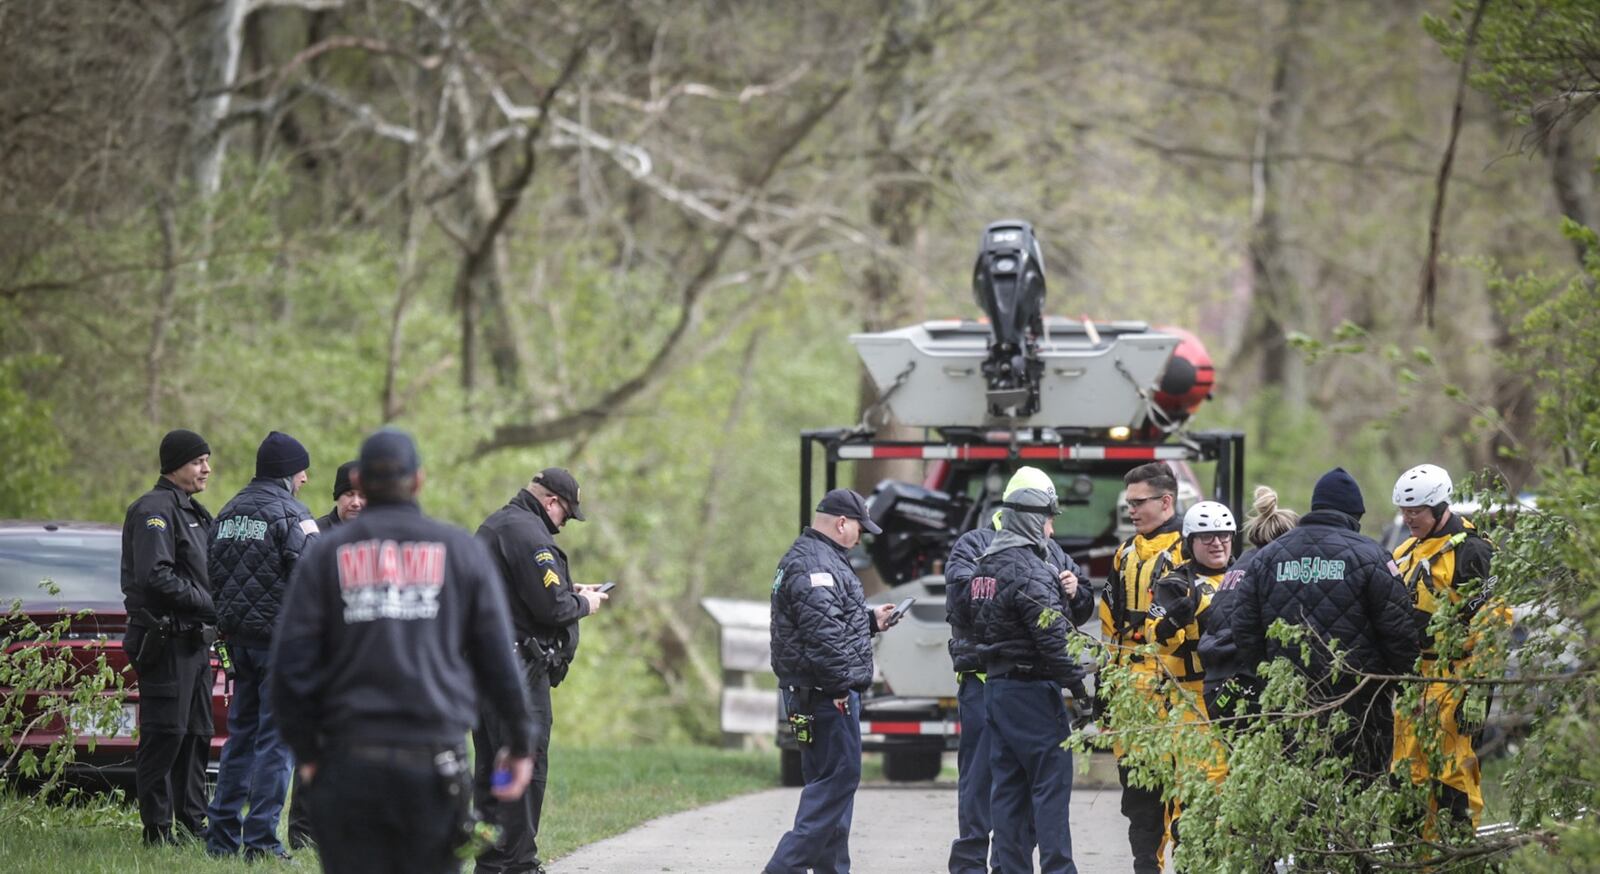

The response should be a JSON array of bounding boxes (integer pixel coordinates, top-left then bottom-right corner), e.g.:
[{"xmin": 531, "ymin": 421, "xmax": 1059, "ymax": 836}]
[
  {"xmin": 809, "ymin": 572, "xmax": 835, "ymax": 588},
  {"xmin": 1386, "ymin": 559, "xmax": 1402, "ymax": 576}
]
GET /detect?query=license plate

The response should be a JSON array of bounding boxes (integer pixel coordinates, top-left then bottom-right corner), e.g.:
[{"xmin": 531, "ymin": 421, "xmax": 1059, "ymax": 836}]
[{"xmin": 69, "ymin": 703, "xmax": 137, "ymax": 738}]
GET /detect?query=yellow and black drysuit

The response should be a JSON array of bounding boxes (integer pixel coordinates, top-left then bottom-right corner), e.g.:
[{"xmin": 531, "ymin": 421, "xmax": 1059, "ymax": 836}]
[
  {"xmin": 1390, "ymin": 514, "xmax": 1507, "ymax": 828},
  {"xmin": 1146, "ymin": 560, "xmax": 1229, "ymax": 868},
  {"xmin": 1099, "ymin": 514, "xmax": 1184, "ymax": 874}
]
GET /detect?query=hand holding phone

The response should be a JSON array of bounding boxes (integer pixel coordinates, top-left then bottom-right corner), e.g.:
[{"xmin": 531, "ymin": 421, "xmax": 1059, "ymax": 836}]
[
  {"xmin": 596, "ymin": 581, "xmax": 616, "ymax": 594},
  {"xmin": 887, "ymin": 596, "xmax": 915, "ymax": 627}
]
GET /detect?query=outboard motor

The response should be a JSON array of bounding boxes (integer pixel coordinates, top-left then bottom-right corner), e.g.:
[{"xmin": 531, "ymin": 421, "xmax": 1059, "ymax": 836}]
[
  {"xmin": 972, "ymin": 220, "xmax": 1048, "ymax": 418},
  {"xmin": 865, "ymin": 480, "xmax": 970, "ymax": 586}
]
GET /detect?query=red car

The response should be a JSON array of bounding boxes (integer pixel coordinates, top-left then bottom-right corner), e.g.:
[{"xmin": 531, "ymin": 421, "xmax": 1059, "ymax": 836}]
[{"xmin": 1, "ymin": 520, "xmax": 228, "ymax": 786}]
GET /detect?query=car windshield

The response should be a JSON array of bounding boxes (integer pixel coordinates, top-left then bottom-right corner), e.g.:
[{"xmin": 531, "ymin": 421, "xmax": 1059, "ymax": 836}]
[{"xmin": 0, "ymin": 532, "xmax": 122, "ymax": 604}]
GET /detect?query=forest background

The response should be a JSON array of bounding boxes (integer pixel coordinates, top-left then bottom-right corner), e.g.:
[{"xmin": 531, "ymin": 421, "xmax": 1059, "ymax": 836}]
[{"xmin": 1, "ymin": 0, "xmax": 1595, "ymax": 752}]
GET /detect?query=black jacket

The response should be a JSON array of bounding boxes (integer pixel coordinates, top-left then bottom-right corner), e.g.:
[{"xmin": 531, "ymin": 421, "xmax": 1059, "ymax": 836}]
[
  {"xmin": 946, "ymin": 528, "xmax": 1091, "ymax": 672},
  {"xmin": 270, "ymin": 502, "xmax": 534, "ymax": 762},
  {"xmin": 1232, "ymin": 509, "xmax": 1421, "ymax": 688},
  {"xmin": 120, "ymin": 478, "xmax": 216, "ymax": 735},
  {"xmin": 121, "ymin": 478, "xmax": 215, "ymax": 624},
  {"xmin": 315, "ymin": 508, "xmax": 343, "ymax": 534},
  {"xmin": 1195, "ymin": 549, "xmax": 1255, "ymax": 692},
  {"xmin": 475, "ymin": 490, "xmax": 589, "ymax": 663},
  {"xmin": 210, "ymin": 478, "xmax": 317, "ymax": 648},
  {"xmin": 970, "ymin": 543, "xmax": 1087, "ymax": 688},
  {"xmin": 769, "ymin": 528, "xmax": 877, "ymax": 697}
]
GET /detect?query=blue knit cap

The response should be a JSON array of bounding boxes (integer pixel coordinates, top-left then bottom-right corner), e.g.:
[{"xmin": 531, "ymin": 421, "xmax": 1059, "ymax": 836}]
[
  {"xmin": 1311, "ymin": 467, "xmax": 1365, "ymax": 518},
  {"xmin": 256, "ymin": 431, "xmax": 310, "ymax": 480}
]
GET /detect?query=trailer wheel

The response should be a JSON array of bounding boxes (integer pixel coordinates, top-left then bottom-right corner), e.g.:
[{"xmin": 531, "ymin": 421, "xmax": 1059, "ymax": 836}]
[
  {"xmin": 883, "ymin": 749, "xmax": 942, "ymax": 782},
  {"xmin": 780, "ymin": 748, "xmax": 804, "ymax": 786}
]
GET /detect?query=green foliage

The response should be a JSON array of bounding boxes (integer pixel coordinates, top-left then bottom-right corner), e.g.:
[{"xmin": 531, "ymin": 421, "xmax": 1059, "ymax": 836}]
[
  {"xmin": 0, "ymin": 581, "xmax": 128, "ymax": 805},
  {"xmin": 0, "ymin": 354, "xmax": 68, "ymax": 517},
  {"xmin": 1425, "ymin": 0, "xmax": 1600, "ymax": 123}
]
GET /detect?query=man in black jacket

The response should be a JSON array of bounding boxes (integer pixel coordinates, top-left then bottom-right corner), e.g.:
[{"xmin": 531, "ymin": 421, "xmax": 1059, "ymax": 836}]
[
  {"xmin": 946, "ymin": 466, "xmax": 1092, "ymax": 874},
  {"xmin": 473, "ymin": 468, "xmax": 607, "ymax": 874},
  {"xmin": 971, "ymin": 484, "xmax": 1087, "ymax": 874},
  {"xmin": 270, "ymin": 429, "xmax": 535, "ymax": 874},
  {"xmin": 121, "ymin": 428, "xmax": 217, "ymax": 846},
  {"xmin": 766, "ymin": 489, "xmax": 900, "ymax": 874},
  {"xmin": 204, "ymin": 431, "xmax": 317, "ymax": 860},
  {"xmin": 289, "ymin": 457, "xmax": 362, "ymax": 851},
  {"xmin": 1232, "ymin": 467, "xmax": 1421, "ymax": 779}
]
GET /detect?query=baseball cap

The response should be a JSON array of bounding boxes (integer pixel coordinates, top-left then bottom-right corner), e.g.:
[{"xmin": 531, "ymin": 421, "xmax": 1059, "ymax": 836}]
[
  {"xmin": 815, "ymin": 488, "xmax": 882, "ymax": 535},
  {"xmin": 533, "ymin": 468, "xmax": 586, "ymax": 521}
]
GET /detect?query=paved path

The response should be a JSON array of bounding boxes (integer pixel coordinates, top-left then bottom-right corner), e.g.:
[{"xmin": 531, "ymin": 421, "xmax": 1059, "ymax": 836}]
[{"xmin": 552, "ymin": 779, "xmax": 1136, "ymax": 873}]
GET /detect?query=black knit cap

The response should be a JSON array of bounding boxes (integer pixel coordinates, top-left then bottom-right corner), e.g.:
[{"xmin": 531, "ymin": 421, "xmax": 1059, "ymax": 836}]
[
  {"xmin": 160, "ymin": 429, "xmax": 210, "ymax": 474},
  {"xmin": 256, "ymin": 431, "xmax": 311, "ymax": 480},
  {"xmin": 358, "ymin": 428, "xmax": 420, "ymax": 486},
  {"xmin": 332, "ymin": 460, "xmax": 359, "ymax": 500},
  {"xmin": 1311, "ymin": 467, "xmax": 1366, "ymax": 519}
]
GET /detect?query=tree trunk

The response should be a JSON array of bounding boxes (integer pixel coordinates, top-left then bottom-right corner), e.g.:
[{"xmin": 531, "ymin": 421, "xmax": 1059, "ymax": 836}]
[
  {"xmin": 1233, "ymin": 0, "xmax": 1309, "ymax": 443},
  {"xmin": 1533, "ymin": 105, "xmax": 1599, "ymax": 269},
  {"xmin": 850, "ymin": 8, "xmax": 934, "ymax": 514},
  {"xmin": 187, "ymin": 0, "xmax": 249, "ymax": 197}
]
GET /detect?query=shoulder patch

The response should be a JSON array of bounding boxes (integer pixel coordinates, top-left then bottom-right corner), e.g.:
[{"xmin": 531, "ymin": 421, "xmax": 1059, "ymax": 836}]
[
  {"xmin": 300, "ymin": 519, "xmax": 320, "ymax": 536},
  {"xmin": 534, "ymin": 549, "xmax": 556, "ymax": 566},
  {"xmin": 543, "ymin": 568, "xmax": 560, "ymax": 588},
  {"xmin": 144, "ymin": 516, "xmax": 167, "ymax": 531},
  {"xmin": 809, "ymin": 572, "xmax": 835, "ymax": 588},
  {"xmin": 772, "ymin": 569, "xmax": 784, "ymax": 592},
  {"xmin": 1386, "ymin": 559, "xmax": 1402, "ymax": 577}
]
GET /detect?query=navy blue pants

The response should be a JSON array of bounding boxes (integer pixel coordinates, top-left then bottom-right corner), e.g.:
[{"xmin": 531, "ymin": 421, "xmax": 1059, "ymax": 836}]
[
  {"xmin": 766, "ymin": 689, "xmax": 860, "ymax": 874},
  {"xmin": 986, "ymin": 678, "xmax": 1078, "ymax": 874},
  {"xmin": 950, "ymin": 674, "xmax": 1040, "ymax": 872}
]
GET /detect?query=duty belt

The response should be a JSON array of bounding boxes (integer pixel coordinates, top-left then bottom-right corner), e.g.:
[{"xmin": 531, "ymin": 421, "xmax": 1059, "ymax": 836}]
[{"xmin": 338, "ymin": 742, "xmax": 467, "ymax": 770}]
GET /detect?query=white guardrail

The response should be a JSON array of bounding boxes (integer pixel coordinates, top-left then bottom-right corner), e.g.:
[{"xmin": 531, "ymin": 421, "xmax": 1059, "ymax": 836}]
[{"xmin": 701, "ymin": 597, "xmax": 777, "ymax": 743}]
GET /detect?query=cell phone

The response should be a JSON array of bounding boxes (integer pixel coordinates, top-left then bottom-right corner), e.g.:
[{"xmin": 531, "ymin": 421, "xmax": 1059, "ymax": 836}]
[
  {"xmin": 596, "ymin": 581, "xmax": 616, "ymax": 594},
  {"xmin": 889, "ymin": 596, "xmax": 916, "ymax": 625}
]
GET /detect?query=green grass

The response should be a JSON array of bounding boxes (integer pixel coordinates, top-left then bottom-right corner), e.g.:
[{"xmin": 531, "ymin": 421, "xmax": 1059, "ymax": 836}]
[{"xmin": 0, "ymin": 745, "xmax": 780, "ymax": 873}]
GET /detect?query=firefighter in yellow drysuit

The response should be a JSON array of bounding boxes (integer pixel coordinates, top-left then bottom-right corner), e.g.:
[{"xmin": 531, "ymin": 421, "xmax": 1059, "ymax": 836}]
[
  {"xmin": 1389, "ymin": 463, "xmax": 1509, "ymax": 829},
  {"xmin": 1146, "ymin": 500, "xmax": 1235, "ymax": 869},
  {"xmin": 1099, "ymin": 462, "xmax": 1186, "ymax": 874}
]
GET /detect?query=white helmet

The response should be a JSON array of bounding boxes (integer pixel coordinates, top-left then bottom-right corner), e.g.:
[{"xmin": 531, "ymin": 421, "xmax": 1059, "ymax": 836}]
[
  {"xmin": 1183, "ymin": 501, "xmax": 1237, "ymax": 538},
  {"xmin": 1392, "ymin": 464, "xmax": 1452, "ymax": 508}
]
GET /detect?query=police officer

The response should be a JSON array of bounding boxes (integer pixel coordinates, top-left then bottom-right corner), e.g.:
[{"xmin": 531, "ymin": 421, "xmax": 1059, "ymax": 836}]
[
  {"xmin": 1389, "ymin": 464, "xmax": 1501, "ymax": 828},
  {"xmin": 1145, "ymin": 500, "xmax": 1236, "ymax": 863},
  {"xmin": 270, "ymin": 429, "xmax": 535, "ymax": 874},
  {"xmin": 121, "ymin": 428, "xmax": 217, "ymax": 846},
  {"xmin": 205, "ymin": 431, "xmax": 317, "ymax": 861},
  {"xmin": 970, "ymin": 483, "xmax": 1087, "ymax": 874},
  {"xmin": 1232, "ymin": 467, "xmax": 1420, "ymax": 780},
  {"xmin": 766, "ymin": 488, "xmax": 900, "ymax": 874},
  {"xmin": 473, "ymin": 468, "xmax": 607, "ymax": 874},
  {"xmin": 288, "ymin": 457, "xmax": 362, "ymax": 851},
  {"xmin": 1099, "ymin": 462, "xmax": 1185, "ymax": 874},
  {"xmin": 946, "ymin": 467, "xmax": 1092, "ymax": 874}
]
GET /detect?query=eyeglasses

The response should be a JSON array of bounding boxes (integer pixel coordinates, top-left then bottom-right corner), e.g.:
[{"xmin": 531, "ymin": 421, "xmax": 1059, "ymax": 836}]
[
  {"xmin": 1399, "ymin": 506, "xmax": 1433, "ymax": 520},
  {"xmin": 1194, "ymin": 533, "xmax": 1231, "ymax": 545},
  {"xmin": 1124, "ymin": 495, "xmax": 1170, "ymax": 511},
  {"xmin": 548, "ymin": 494, "xmax": 573, "ymax": 518}
]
